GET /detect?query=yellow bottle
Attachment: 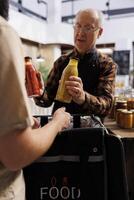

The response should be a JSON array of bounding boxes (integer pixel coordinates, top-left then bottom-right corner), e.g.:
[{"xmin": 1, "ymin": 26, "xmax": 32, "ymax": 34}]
[{"xmin": 55, "ymin": 58, "xmax": 79, "ymax": 103}]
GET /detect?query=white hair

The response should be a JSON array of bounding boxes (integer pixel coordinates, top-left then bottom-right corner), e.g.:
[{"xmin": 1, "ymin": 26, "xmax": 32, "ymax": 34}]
[{"xmin": 75, "ymin": 8, "xmax": 104, "ymax": 27}]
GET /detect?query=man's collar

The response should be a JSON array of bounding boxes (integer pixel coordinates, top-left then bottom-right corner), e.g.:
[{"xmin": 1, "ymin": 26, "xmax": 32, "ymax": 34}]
[{"xmin": 73, "ymin": 47, "xmax": 97, "ymax": 59}]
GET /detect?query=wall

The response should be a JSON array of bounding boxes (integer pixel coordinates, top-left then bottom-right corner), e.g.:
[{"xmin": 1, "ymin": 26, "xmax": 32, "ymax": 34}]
[
  {"xmin": 9, "ymin": 9, "xmax": 74, "ymax": 45},
  {"xmin": 9, "ymin": 7, "xmax": 134, "ymax": 49},
  {"xmin": 98, "ymin": 16, "xmax": 134, "ymax": 49},
  {"xmin": 62, "ymin": 0, "xmax": 134, "ymax": 16}
]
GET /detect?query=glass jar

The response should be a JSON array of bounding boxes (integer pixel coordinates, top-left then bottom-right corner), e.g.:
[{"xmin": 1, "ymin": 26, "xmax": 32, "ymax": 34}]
[
  {"xmin": 116, "ymin": 109, "xmax": 127, "ymax": 125},
  {"xmin": 115, "ymin": 100, "xmax": 127, "ymax": 110},
  {"xmin": 115, "ymin": 100, "xmax": 127, "ymax": 120},
  {"xmin": 131, "ymin": 110, "xmax": 134, "ymax": 128},
  {"xmin": 125, "ymin": 88, "xmax": 134, "ymax": 110},
  {"xmin": 120, "ymin": 110, "xmax": 133, "ymax": 129}
]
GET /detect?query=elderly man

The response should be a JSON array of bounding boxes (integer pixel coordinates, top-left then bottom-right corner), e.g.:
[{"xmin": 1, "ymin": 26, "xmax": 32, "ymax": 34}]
[{"xmin": 35, "ymin": 8, "xmax": 117, "ymax": 120}]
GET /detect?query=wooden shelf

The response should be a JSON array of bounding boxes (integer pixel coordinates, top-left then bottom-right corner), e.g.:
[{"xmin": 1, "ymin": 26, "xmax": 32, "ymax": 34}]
[{"xmin": 104, "ymin": 118, "xmax": 134, "ymax": 138}]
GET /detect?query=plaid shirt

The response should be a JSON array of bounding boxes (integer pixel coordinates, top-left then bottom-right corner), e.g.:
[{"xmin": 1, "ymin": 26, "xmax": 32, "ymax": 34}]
[{"xmin": 36, "ymin": 48, "xmax": 117, "ymax": 118}]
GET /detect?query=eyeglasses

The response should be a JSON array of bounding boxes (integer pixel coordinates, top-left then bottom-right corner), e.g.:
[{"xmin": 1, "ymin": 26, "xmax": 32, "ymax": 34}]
[{"xmin": 73, "ymin": 24, "xmax": 100, "ymax": 33}]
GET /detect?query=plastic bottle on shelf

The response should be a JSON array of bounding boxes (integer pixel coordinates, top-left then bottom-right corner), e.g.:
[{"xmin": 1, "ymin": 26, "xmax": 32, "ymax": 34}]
[{"xmin": 55, "ymin": 58, "xmax": 79, "ymax": 103}]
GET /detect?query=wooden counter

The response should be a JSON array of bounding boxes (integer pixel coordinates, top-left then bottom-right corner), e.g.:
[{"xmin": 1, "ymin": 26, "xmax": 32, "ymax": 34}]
[{"xmin": 104, "ymin": 118, "xmax": 134, "ymax": 138}]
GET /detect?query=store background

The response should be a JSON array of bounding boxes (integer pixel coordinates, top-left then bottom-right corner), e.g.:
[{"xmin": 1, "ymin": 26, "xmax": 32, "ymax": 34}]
[{"xmin": 9, "ymin": 0, "xmax": 134, "ymax": 114}]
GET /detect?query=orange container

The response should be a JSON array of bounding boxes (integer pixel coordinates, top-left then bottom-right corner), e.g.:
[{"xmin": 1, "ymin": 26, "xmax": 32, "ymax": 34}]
[{"xmin": 25, "ymin": 57, "xmax": 43, "ymax": 97}]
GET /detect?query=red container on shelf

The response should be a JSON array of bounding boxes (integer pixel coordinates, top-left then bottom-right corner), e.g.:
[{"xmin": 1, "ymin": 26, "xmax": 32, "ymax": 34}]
[{"xmin": 25, "ymin": 56, "xmax": 43, "ymax": 97}]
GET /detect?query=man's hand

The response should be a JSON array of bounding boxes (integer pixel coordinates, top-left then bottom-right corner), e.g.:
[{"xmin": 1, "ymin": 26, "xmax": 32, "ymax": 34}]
[{"xmin": 65, "ymin": 76, "xmax": 85, "ymax": 104}]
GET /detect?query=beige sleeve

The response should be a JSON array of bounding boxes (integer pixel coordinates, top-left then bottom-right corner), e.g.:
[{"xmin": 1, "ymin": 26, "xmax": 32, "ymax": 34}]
[{"xmin": 0, "ymin": 20, "xmax": 33, "ymax": 136}]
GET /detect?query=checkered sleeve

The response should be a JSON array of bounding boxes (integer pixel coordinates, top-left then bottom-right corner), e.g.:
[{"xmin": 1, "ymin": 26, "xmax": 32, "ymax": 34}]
[{"xmin": 81, "ymin": 54, "xmax": 117, "ymax": 117}]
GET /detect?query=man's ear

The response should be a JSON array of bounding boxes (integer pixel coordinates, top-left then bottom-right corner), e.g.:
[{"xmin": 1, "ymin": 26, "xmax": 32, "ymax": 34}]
[{"xmin": 97, "ymin": 28, "xmax": 103, "ymax": 38}]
